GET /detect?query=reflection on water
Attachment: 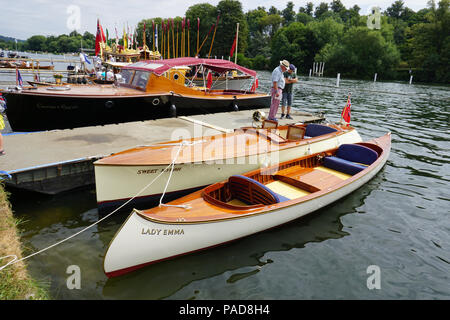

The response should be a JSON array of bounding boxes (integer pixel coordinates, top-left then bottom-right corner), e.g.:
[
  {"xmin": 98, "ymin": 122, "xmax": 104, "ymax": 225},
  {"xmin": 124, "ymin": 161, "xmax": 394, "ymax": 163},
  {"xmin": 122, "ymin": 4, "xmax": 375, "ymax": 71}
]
[{"xmin": 6, "ymin": 73, "xmax": 450, "ymax": 299}]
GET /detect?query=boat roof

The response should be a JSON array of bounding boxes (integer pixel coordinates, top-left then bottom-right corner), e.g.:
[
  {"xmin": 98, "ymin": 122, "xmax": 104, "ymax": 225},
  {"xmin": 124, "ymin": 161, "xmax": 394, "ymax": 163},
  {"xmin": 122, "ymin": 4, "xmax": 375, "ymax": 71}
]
[{"xmin": 122, "ymin": 57, "xmax": 257, "ymax": 77}]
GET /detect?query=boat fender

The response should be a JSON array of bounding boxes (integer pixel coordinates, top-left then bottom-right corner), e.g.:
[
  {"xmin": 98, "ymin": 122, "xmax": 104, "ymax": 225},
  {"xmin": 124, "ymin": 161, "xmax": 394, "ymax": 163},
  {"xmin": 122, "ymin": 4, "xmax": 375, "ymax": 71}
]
[
  {"xmin": 105, "ymin": 100, "xmax": 114, "ymax": 109},
  {"xmin": 152, "ymin": 98, "xmax": 160, "ymax": 106},
  {"xmin": 232, "ymin": 96, "xmax": 239, "ymax": 111},
  {"xmin": 170, "ymin": 104, "xmax": 177, "ymax": 117}
]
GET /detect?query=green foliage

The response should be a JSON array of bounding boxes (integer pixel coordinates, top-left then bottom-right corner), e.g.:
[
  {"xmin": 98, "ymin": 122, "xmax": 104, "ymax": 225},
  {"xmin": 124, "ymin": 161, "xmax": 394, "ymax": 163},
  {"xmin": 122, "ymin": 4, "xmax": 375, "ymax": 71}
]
[
  {"xmin": 0, "ymin": 0, "xmax": 446, "ymax": 83},
  {"xmin": 316, "ymin": 26, "xmax": 400, "ymax": 79}
]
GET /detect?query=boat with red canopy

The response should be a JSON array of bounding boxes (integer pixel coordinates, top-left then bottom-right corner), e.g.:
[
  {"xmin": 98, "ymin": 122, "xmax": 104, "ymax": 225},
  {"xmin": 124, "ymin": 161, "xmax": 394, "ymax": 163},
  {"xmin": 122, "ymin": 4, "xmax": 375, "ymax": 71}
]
[{"xmin": 1, "ymin": 58, "xmax": 270, "ymax": 131}]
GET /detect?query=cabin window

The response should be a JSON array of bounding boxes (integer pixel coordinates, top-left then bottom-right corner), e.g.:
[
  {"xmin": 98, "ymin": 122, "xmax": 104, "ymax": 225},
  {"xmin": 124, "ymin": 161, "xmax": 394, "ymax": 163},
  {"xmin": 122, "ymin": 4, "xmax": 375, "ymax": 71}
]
[
  {"xmin": 131, "ymin": 71, "xmax": 150, "ymax": 90},
  {"xmin": 120, "ymin": 69, "xmax": 135, "ymax": 85}
]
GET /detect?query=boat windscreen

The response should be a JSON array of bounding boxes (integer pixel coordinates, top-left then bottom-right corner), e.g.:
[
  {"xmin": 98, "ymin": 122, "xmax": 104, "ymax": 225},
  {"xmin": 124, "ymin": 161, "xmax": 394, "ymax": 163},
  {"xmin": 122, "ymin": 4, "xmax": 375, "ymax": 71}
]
[
  {"xmin": 120, "ymin": 69, "xmax": 135, "ymax": 85},
  {"xmin": 131, "ymin": 71, "xmax": 150, "ymax": 90}
]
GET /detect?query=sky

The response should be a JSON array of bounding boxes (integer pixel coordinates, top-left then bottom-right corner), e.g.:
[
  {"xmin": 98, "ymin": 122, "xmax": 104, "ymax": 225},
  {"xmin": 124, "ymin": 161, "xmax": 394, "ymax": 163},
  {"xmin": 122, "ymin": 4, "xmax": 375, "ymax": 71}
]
[{"xmin": 1, "ymin": 0, "xmax": 430, "ymax": 40}]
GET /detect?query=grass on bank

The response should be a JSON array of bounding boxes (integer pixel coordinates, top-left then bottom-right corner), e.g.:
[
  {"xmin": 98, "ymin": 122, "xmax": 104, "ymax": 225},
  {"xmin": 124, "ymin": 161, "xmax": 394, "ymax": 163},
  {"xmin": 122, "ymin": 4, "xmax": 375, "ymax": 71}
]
[{"xmin": 0, "ymin": 183, "xmax": 49, "ymax": 300}]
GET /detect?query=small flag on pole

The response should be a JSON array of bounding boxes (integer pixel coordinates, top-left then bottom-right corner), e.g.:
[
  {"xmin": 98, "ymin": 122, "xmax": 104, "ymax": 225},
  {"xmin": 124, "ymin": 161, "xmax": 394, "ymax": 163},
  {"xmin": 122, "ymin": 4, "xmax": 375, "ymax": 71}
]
[
  {"xmin": 250, "ymin": 76, "xmax": 258, "ymax": 92},
  {"xmin": 341, "ymin": 94, "xmax": 351, "ymax": 125},
  {"xmin": 230, "ymin": 34, "xmax": 237, "ymax": 57},
  {"xmin": 16, "ymin": 68, "xmax": 23, "ymax": 87},
  {"xmin": 206, "ymin": 71, "xmax": 213, "ymax": 89}
]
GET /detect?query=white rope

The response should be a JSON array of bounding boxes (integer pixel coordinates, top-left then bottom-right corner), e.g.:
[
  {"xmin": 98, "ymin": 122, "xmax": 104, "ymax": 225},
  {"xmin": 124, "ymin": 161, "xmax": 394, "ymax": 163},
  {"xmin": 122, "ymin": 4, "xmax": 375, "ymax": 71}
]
[
  {"xmin": 159, "ymin": 141, "xmax": 192, "ymax": 210},
  {"xmin": 0, "ymin": 141, "xmax": 192, "ymax": 271}
]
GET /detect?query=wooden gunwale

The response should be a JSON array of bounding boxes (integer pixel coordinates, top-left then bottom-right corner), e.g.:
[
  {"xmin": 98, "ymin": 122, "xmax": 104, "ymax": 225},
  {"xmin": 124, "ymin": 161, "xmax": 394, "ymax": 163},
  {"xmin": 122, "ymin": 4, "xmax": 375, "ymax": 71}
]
[
  {"xmin": 94, "ymin": 124, "xmax": 354, "ymax": 166},
  {"xmin": 135, "ymin": 132, "xmax": 390, "ymax": 224}
]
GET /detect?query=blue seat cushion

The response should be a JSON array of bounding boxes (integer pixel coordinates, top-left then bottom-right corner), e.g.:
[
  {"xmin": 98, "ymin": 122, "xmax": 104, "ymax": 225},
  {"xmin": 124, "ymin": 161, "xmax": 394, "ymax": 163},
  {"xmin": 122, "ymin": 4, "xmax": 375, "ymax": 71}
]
[
  {"xmin": 336, "ymin": 144, "xmax": 378, "ymax": 165},
  {"xmin": 305, "ymin": 124, "xmax": 338, "ymax": 137},
  {"xmin": 323, "ymin": 156, "xmax": 368, "ymax": 175}
]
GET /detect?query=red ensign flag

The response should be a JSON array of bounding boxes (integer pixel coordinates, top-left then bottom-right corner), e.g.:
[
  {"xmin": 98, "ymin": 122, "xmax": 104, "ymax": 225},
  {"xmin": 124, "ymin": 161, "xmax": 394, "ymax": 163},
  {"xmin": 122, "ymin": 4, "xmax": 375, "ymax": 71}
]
[{"xmin": 341, "ymin": 96, "xmax": 351, "ymax": 125}]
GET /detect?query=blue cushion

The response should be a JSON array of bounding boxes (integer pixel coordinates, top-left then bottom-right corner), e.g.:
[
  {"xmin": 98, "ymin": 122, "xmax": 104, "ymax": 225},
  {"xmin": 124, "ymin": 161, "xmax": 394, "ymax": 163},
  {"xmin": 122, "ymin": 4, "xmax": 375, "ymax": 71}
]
[
  {"xmin": 336, "ymin": 144, "xmax": 378, "ymax": 165},
  {"xmin": 229, "ymin": 175, "xmax": 288, "ymax": 203},
  {"xmin": 305, "ymin": 124, "xmax": 338, "ymax": 137},
  {"xmin": 323, "ymin": 156, "xmax": 367, "ymax": 175}
]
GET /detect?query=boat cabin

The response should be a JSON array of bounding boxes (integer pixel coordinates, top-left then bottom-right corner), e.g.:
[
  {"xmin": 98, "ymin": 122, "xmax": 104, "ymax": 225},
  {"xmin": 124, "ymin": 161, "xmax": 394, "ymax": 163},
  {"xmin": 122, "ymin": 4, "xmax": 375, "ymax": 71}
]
[{"xmin": 116, "ymin": 57, "xmax": 259, "ymax": 93}]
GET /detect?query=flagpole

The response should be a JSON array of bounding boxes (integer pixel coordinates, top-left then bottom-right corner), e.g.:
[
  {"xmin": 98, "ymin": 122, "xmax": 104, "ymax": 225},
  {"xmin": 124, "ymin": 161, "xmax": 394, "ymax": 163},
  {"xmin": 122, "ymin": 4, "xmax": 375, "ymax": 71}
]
[
  {"xmin": 197, "ymin": 24, "xmax": 214, "ymax": 57},
  {"xmin": 208, "ymin": 15, "xmax": 220, "ymax": 59},
  {"xmin": 176, "ymin": 22, "xmax": 179, "ymax": 58},
  {"xmin": 235, "ymin": 23, "xmax": 239, "ymax": 64},
  {"xmin": 187, "ymin": 19, "xmax": 190, "ymax": 57},
  {"xmin": 196, "ymin": 18, "xmax": 200, "ymax": 57},
  {"xmin": 171, "ymin": 19, "xmax": 175, "ymax": 59}
]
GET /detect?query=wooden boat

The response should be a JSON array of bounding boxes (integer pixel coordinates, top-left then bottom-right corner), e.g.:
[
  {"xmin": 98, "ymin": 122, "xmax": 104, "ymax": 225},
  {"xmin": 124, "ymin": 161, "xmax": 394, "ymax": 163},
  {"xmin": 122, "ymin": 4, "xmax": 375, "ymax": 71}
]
[
  {"xmin": 0, "ymin": 60, "xmax": 54, "ymax": 70},
  {"xmin": 1, "ymin": 58, "xmax": 270, "ymax": 131},
  {"xmin": 103, "ymin": 132, "xmax": 391, "ymax": 277},
  {"xmin": 94, "ymin": 122, "xmax": 363, "ymax": 213}
]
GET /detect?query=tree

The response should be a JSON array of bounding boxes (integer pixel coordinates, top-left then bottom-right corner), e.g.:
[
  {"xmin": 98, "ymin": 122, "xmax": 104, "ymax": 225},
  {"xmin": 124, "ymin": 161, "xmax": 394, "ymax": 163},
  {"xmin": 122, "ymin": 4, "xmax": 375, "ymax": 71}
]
[
  {"xmin": 282, "ymin": 2, "xmax": 296, "ymax": 26},
  {"xmin": 185, "ymin": 3, "xmax": 218, "ymax": 57},
  {"xmin": 386, "ymin": 0, "xmax": 405, "ymax": 19},
  {"xmin": 213, "ymin": 0, "xmax": 249, "ymax": 58},
  {"xmin": 270, "ymin": 22, "xmax": 319, "ymax": 72},
  {"xmin": 299, "ymin": 2, "xmax": 314, "ymax": 16},
  {"xmin": 314, "ymin": 2, "xmax": 329, "ymax": 19},
  {"xmin": 26, "ymin": 35, "xmax": 47, "ymax": 51},
  {"xmin": 316, "ymin": 26, "xmax": 400, "ymax": 79}
]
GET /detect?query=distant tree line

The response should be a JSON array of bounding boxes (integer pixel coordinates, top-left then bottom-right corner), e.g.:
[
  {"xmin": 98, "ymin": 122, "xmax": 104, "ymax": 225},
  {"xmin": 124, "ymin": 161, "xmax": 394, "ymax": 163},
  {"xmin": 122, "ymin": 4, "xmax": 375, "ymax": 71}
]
[
  {"xmin": 1, "ymin": 0, "xmax": 448, "ymax": 83},
  {"xmin": 0, "ymin": 31, "xmax": 95, "ymax": 54}
]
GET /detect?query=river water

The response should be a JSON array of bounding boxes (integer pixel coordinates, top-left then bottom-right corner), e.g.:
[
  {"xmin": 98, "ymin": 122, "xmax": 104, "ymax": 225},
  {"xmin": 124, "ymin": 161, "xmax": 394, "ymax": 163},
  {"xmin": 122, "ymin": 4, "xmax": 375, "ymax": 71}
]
[{"xmin": 3, "ymin": 66, "xmax": 450, "ymax": 299}]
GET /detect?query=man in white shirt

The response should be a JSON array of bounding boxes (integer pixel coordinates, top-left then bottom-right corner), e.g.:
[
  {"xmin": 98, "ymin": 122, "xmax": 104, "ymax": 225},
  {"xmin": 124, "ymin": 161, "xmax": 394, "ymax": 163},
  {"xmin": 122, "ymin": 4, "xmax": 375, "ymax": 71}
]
[{"xmin": 268, "ymin": 60, "xmax": 290, "ymax": 121}]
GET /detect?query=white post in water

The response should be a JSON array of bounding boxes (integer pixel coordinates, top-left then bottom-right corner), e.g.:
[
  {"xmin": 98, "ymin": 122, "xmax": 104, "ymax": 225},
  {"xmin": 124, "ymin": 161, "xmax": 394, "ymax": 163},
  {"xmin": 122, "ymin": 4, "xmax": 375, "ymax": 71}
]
[
  {"xmin": 321, "ymin": 62, "xmax": 325, "ymax": 76},
  {"xmin": 309, "ymin": 69, "xmax": 312, "ymax": 77},
  {"xmin": 374, "ymin": 73, "xmax": 377, "ymax": 82},
  {"xmin": 336, "ymin": 73, "xmax": 341, "ymax": 87},
  {"xmin": 409, "ymin": 75, "xmax": 413, "ymax": 84}
]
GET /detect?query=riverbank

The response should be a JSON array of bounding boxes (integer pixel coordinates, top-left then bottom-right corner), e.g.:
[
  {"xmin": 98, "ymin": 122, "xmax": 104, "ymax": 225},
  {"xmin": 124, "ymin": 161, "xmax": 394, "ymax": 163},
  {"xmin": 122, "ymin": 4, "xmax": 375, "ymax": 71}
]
[{"xmin": 0, "ymin": 183, "xmax": 49, "ymax": 300}]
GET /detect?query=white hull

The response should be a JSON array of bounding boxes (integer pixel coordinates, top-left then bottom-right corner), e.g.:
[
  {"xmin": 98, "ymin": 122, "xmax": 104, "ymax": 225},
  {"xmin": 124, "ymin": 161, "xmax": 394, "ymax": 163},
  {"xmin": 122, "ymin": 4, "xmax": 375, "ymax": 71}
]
[
  {"xmin": 104, "ymin": 148, "xmax": 389, "ymax": 277},
  {"xmin": 95, "ymin": 130, "xmax": 362, "ymax": 207}
]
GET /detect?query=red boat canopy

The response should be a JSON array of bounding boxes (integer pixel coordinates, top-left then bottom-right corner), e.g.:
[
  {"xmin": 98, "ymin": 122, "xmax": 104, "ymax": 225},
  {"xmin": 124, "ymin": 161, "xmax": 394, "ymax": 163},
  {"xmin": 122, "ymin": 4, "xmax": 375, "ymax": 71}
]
[{"xmin": 123, "ymin": 57, "xmax": 257, "ymax": 77}]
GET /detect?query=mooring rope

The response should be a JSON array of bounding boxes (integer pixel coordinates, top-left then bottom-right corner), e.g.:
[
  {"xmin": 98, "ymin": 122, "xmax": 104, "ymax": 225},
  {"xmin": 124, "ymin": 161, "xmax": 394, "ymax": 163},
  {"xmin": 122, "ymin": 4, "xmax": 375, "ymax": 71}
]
[{"xmin": 0, "ymin": 140, "xmax": 193, "ymax": 271}]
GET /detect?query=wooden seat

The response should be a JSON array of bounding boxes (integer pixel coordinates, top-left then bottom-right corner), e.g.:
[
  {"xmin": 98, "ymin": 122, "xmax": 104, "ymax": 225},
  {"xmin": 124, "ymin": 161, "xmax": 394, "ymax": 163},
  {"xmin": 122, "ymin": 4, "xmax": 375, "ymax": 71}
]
[
  {"xmin": 262, "ymin": 120, "xmax": 278, "ymax": 129},
  {"xmin": 228, "ymin": 175, "xmax": 286, "ymax": 205},
  {"xmin": 286, "ymin": 125, "xmax": 306, "ymax": 141}
]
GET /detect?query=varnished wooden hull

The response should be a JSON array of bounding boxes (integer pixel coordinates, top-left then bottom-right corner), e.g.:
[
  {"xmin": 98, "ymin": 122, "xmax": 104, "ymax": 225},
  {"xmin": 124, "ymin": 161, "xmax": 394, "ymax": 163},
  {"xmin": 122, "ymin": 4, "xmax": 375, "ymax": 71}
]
[
  {"xmin": 171, "ymin": 92, "xmax": 270, "ymax": 110},
  {"xmin": 95, "ymin": 128, "xmax": 363, "ymax": 213},
  {"xmin": 104, "ymin": 133, "xmax": 391, "ymax": 277}
]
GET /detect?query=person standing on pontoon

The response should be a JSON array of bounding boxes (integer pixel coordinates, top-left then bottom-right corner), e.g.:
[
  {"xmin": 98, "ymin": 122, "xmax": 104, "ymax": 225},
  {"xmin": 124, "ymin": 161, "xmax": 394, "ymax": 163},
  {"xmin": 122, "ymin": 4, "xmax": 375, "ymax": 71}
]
[
  {"xmin": 281, "ymin": 64, "xmax": 298, "ymax": 120},
  {"xmin": 268, "ymin": 60, "xmax": 289, "ymax": 121}
]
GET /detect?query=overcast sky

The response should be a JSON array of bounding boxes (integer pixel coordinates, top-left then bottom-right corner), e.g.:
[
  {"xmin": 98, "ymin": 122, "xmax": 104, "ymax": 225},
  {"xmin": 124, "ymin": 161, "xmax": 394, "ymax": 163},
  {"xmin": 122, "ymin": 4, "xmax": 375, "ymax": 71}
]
[{"xmin": 1, "ymin": 0, "xmax": 429, "ymax": 40}]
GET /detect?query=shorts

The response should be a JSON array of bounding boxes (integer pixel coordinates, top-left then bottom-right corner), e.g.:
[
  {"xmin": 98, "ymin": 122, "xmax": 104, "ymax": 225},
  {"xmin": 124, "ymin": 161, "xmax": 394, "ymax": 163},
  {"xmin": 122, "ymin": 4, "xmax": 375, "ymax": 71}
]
[{"xmin": 281, "ymin": 92, "xmax": 292, "ymax": 106}]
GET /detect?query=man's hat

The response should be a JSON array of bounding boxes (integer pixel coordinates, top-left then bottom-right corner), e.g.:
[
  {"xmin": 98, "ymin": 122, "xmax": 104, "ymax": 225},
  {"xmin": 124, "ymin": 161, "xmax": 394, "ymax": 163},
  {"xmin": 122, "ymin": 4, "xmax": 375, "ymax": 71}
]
[{"xmin": 280, "ymin": 60, "xmax": 290, "ymax": 68}]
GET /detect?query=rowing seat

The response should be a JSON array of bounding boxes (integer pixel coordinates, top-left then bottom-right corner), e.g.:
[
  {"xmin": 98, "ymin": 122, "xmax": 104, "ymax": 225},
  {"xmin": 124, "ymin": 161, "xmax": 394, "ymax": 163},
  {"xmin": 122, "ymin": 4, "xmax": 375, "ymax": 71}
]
[
  {"xmin": 303, "ymin": 124, "xmax": 338, "ymax": 139},
  {"xmin": 323, "ymin": 144, "xmax": 379, "ymax": 175},
  {"xmin": 228, "ymin": 175, "xmax": 289, "ymax": 205}
]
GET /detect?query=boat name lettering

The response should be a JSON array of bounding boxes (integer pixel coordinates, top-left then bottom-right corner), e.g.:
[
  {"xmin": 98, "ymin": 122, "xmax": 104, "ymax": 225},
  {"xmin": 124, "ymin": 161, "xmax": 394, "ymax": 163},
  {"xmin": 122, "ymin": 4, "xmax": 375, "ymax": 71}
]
[
  {"xmin": 36, "ymin": 103, "xmax": 78, "ymax": 110},
  {"xmin": 141, "ymin": 228, "xmax": 184, "ymax": 236},
  {"xmin": 137, "ymin": 168, "xmax": 181, "ymax": 175}
]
